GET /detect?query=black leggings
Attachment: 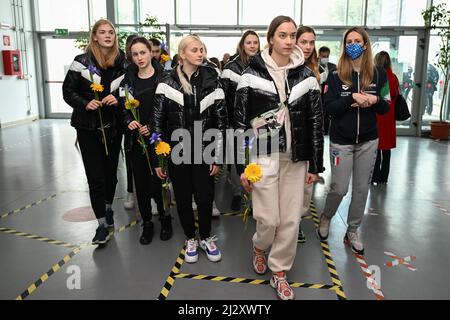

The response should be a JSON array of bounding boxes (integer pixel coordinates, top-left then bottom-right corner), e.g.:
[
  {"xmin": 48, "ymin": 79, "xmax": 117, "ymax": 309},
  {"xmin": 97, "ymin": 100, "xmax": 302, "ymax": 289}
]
[
  {"xmin": 124, "ymin": 134, "xmax": 134, "ymax": 193},
  {"xmin": 372, "ymin": 150, "xmax": 391, "ymax": 183},
  {"xmin": 169, "ymin": 162, "xmax": 215, "ymax": 239},
  {"xmin": 77, "ymin": 129, "xmax": 122, "ymax": 219},
  {"xmin": 130, "ymin": 142, "xmax": 164, "ymax": 222}
]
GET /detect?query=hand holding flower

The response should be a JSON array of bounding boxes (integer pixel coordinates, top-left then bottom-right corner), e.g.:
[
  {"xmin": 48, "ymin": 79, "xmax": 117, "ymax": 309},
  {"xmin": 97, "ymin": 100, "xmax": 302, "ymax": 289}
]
[
  {"xmin": 128, "ymin": 120, "xmax": 141, "ymax": 131},
  {"xmin": 86, "ymin": 99, "xmax": 102, "ymax": 111},
  {"xmin": 155, "ymin": 167, "xmax": 167, "ymax": 180},
  {"xmin": 139, "ymin": 125, "xmax": 150, "ymax": 137}
]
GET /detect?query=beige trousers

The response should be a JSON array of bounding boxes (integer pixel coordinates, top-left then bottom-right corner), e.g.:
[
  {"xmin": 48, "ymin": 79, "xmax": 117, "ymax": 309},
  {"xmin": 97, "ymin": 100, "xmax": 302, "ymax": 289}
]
[{"xmin": 252, "ymin": 153, "xmax": 307, "ymax": 272}]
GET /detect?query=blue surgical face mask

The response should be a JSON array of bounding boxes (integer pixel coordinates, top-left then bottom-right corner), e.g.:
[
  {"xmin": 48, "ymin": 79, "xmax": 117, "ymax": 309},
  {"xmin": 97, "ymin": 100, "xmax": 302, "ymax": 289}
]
[{"xmin": 345, "ymin": 43, "xmax": 365, "ymax": 60}]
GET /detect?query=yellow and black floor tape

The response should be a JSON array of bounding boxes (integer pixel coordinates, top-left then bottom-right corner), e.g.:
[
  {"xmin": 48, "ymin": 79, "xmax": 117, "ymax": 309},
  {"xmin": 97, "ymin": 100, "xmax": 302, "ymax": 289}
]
[
  {"xmin": 174, "ymin": 273, "xmax": 341, "ymax": 292},
  {"xmin": 309, "ymin": 201, "xmax": 347, "ymax": 300},
  {"xmin": 0, "ymin": 194, "xmax": 57, "ymax": 220},
  {"xmin": 0, "ymin": 227, "xmax": 76, "ymax": 248},
  {"xmin": 15, "ymin": 220, "xmax": 140, "ymax": 300},
  {"xmin": 158, "ymin": 245, "xmax": 186, "ymax": 300}
]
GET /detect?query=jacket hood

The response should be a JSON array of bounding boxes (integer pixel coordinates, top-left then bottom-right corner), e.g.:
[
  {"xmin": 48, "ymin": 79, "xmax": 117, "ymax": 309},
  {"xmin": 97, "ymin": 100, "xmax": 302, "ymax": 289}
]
[{"xmin": 261, "ymin": 45, "xmax": 304, "ymax": 72}]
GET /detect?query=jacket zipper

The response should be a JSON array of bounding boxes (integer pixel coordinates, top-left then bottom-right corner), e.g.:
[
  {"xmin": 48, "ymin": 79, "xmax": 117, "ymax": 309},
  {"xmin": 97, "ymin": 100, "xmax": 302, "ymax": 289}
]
[{"xmin": 356, "ymin": 72, "xmax": 360, "ymax": 144}]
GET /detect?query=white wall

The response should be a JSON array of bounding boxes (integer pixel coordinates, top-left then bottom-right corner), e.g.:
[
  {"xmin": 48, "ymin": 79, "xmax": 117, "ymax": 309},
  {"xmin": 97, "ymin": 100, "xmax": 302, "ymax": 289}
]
[{"xmin": 0, "ymin": 0, "xmax": 40, "ymax": 126}]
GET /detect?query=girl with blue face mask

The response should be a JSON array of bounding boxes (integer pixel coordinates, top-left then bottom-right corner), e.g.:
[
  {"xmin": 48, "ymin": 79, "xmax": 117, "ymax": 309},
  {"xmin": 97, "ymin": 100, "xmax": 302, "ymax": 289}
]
[{"xmin": 316, "ymin": 27, "xmax": 390, "ymax": 255}]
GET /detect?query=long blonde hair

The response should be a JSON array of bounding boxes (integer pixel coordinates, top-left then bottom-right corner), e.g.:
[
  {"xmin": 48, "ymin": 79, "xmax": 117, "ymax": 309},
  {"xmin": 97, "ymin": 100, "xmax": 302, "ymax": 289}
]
[
  {"xmin": 86, "ymin": 19, "xmax": 120, "ymax": 69},
  {"xmin": 337, "ymin": 27, "xmax": 374, "ymax": 91},
  {"xmin": 177, "ymin": 35, "xmax": 203, "ymax": 95}
]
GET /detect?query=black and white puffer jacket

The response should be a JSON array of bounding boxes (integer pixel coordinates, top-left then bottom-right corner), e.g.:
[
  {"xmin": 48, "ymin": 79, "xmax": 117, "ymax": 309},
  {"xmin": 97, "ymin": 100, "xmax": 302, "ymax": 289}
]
[{"xmin": 234, "ymin": 53, "xmax": 324, "ymax": 174}]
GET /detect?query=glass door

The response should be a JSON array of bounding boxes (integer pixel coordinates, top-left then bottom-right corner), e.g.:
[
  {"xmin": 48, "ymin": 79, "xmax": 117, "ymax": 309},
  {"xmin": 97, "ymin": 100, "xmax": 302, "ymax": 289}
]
[{"xmin": 40, "ymin": 36, "xmax": 84, "ymax": 118}]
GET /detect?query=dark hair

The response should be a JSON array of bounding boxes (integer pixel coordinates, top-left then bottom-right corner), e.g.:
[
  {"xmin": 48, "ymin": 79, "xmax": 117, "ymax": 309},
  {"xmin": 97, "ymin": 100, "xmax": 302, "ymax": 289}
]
[
  {"xmin": 209, "ymin": 57, "xmax": 221, "ymax": 69},
  {"xmin": 125, "ymin": 34, "xmax": 139, "ymax": 61},
  {"xmin": 149, "ymin": 38, "xmax": 161, "ymax": 47},
  {"xmin": 319, "ymin": 46, "xmax": 331, "ymax": 55},
  {"xmin": 171, "ymin": 54, "xmax": 179, "ymax": 68},
  {"xmin": 129, "ymin": 37, "xmax": 153, "ymax": 59},
  {"xmin": 374, "ymin": 51, "xmax": 392, "ymax": 69},
  {"xmin": 296, "ymin": 26, "xmax": 320, "ymax": 82},
  {"xmin": 267, "ymin": 16, "xmax": 297, "ymax": 53},
  {"xmin": 237, "ymin": 30, "xmax": 260, "ymax": 66}
]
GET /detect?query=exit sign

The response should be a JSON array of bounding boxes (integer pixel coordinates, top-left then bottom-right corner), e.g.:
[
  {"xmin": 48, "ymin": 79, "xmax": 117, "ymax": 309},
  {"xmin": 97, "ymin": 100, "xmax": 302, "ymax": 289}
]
[{"xmin": 54, "ymin": 29, "xmax": 68, "ymax": 36}]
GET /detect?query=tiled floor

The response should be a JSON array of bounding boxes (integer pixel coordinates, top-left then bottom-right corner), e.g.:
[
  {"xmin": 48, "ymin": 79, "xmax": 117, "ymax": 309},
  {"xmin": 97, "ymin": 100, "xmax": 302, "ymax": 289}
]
[{"xmin": 0, "ymin": 119, "xmax": 449, "ymax": 300}]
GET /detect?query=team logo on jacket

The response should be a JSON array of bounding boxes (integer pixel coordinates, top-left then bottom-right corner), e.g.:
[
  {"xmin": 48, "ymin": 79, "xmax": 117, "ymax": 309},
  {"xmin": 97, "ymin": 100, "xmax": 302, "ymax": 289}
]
[
  {"xmin": 324, "ymin": 85, "xmax": 329, "ymax": 94},
  {"xmin": 342, "ymin": 85, "xmax": 350, "ymax": 91}
]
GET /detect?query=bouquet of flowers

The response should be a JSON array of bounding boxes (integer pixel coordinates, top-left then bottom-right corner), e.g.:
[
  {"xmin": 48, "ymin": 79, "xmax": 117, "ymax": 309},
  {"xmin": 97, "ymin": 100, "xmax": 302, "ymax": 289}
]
[
  {"xmin": 151, "ymin": 133, "xmax": 172, "ymax": 213},
  {"xmin": 242, "ymin": 138, "xmax": 262, "ymax": 227},
  {"xmin": 88, "ymin": 65, "xmax": 108, "ymax": 156},
  {"xmin": 124, "ymin": 85, "xmax": 153, "ymax": 174}
]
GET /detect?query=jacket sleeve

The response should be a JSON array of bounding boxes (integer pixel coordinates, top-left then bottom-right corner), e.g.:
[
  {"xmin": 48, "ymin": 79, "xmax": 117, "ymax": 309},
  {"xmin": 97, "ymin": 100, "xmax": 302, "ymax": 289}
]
[
  {"xmin": 307, "ymin": 79, "xmax": 324, "ymax": 174},
  {"xmin": 372, "ymin": 68, "xmax": 390, "ymax": 115},
  {"xmin": 150, "ymin": 84, "xmax": 168, "ymax": 169},
  {"xmin": 118, "ymin": 78, "xmax": 134, "ymax": 130},
  {"xmin": 234, "ymin": 76, "xmax": 251, "ymax": 176},
  {"xmin": 324, "ymin": 72, "xmax": 354, "ymax": 116},
  {"xmin": 211, "ymin": 84, "xmax": 229, "ymax": 164},
  {"xmin": 62, "ymin": 64, "xmax": 89, "ymax": 110}
]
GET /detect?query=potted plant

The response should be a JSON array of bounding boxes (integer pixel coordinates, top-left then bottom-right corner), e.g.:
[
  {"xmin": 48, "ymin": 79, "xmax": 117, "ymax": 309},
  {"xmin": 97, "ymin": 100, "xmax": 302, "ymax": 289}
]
[{"xmin": 422, "ymin": 3, "xmax": 450, "ymax": 140}]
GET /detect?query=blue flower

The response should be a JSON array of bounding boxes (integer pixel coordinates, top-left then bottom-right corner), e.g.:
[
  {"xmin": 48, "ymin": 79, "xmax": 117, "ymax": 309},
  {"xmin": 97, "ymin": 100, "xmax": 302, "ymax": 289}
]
[
  {"xmin": 245, "ymin": 137, "xmax": 255, "ymax": 149},
  {"xmin": 150, "ymin": 132, "xmax": 162, "ymax": 145},
  {"xmin": 87, "ymin": 65, "xmax": 99, "ymax": 75}
]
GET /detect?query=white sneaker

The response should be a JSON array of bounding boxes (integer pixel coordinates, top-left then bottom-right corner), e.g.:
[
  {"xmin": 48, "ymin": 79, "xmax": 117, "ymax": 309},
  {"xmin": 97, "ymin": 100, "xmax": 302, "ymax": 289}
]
[
  {"xmin": 317, "ymin": 214, "xmax": 330, "ymax": 240},
  {"xmin": 212, "ymin": 202, "xmax": 221, "ymax": 217},
  {"xmin": 185, "ymin": 238, "xmax": 198, "ymax": 263},
  {"xmin": 123, "ymin": 192, "xmax": 135, "ymax": 210},
  {"xmin": 199, "ymin": 235, "xmax": 222, "ymax": 262},
  {"xmin": 344, "ymin": 231, "xmax": 364, "ymax": 254}
]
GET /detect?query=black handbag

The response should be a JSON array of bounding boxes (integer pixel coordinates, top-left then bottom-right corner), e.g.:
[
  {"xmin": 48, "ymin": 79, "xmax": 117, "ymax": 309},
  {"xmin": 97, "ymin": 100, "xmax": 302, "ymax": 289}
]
[{"xmin": 395, "ymin": 94, "xmax": 411, "ymax": 121}]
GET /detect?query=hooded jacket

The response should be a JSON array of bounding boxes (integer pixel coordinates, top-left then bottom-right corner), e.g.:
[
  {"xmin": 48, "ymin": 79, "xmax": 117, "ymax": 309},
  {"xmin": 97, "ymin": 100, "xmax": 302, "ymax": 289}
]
[
  {"xmin": 234, "ymin": 46, "xmax": 324, "ymax": 174},
  {"xmin": 324, "ymin": 67, "xmax": 390, "ymax": 145},
  {"xmin": 151, "ymin": 64, "xmax": 228, "ymax": 164},
  {"xmin": 62, "ymin": 50, "xmax": 128, "ymax": 134}
]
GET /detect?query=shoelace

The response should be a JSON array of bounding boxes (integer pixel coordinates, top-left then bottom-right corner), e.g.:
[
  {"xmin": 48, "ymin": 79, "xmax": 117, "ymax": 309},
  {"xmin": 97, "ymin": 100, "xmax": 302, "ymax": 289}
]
[
  {"xmin": 187, "ymin": 239, "xmax": 197, "ymax": 252},
  {"xmin": 274, "ymin": 275, "xmax": 291, "ymax": 296},
  {"xmin": 204, "ymin": 235, "xmax": 218, "ymax": 249}
]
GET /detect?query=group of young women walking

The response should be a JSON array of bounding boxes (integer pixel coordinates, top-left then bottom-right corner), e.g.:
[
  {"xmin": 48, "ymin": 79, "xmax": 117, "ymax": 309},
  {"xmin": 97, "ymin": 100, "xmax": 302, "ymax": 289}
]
[{"xmin": 63, "ymin": 15, "xmax": 395, "ymax": 300}]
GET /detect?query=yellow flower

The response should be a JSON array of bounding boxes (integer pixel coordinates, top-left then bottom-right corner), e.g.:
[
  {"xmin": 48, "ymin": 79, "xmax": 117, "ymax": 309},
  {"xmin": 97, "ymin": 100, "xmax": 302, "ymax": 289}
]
[
  {"xmin": 155, "ymin": 141, "xmax": 171, "ymax": 156},
  {"xmin": 160, "ymin": 54, "xmax": 170, "ymax": 63},
  {"xmin": 90, "ymin": 83, "xmax": 104, "ymax": 92},
  {"xmin": 244, "ymin": 163, "xmax": 263, "ymax": 184},
  {"xmin": 125, "ymin": 99, "xmax": 140, "ymax": 110}
]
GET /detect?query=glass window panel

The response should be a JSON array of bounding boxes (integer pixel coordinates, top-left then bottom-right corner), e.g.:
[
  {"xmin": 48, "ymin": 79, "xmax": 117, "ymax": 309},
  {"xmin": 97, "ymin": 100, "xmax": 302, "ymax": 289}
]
[
  {"xmin": 302, "ymin": 0, "xmax": 364, "ymax": 26},
  {"xmin": 90, "ymin": 0, "xmax": 107, "ymax": 23},
  {"xmin": 399, "ymin": 0, "xmax": 428, "ymax": 26},
  {"xmin": 240, "ymin": 0, "xmax": 297, "ymax": 25},
  {"xmin": 177, "ymin": 0, "xmax": 237, "ymax": 25},
  {"xmin": 367, "ymin": 0, "xmax": 401, "ymax": 26},
  {"xmin": 140, "ymin": 0, "xmax": 174, "ymax": 24},
  {"xmin": 36, "ymin": 0, "xmax": 89, "ymax": 31},
  {"xmin": 116, "ymin": 0, "xmax": 137, "ymax": 24}
]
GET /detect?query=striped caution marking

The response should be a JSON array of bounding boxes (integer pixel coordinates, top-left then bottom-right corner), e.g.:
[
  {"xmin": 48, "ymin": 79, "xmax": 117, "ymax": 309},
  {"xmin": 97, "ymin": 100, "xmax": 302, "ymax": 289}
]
[
  {"xmin": 309, "ymin": 201, "xmax": 347, "ymax": 300},
  {"xmin": 158, "ymin": 245, "xmax": 186, "ymax": 300},
  {"xmin": 174, "ymin": 273, "xmax": 341, "ymax": 292},
  {"xmin": 384, "ymin": 251, "xmax": 417, "ymax": 272},
  {"xmin": 0, "ymin": 194, "xmax": 57, "ymax": 220},
  {"xmin": 354, "ymin": 253, "xmax": 386, "ymax": 300},
  {"xmin": 16, "ymin": 245, "xmax": 85, "ymax": 300},
  {"xmin": 0, "ymin": 227, "xmax": 77, "ymax": 248},
  {"xmin": 15, "ymin": 220, "xmax": 140, "ymax": 300}
]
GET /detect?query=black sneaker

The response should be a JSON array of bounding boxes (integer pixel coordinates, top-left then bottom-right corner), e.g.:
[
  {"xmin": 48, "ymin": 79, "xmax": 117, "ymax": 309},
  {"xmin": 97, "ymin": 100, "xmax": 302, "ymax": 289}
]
[
  {"xmin": 297, "ymin": 227, "xmax": 307, "ymax": 243},
  {"xmin": 92, "ymin": 225, "xmax": 111, "ymax": 245},
  {"xmin": 105, "ymin": 208, "xmax": 114, "ymax": 228},
  {"xmin": 230, "ymin": 195, "xmax": 242, "ymax": 212},
  {"xmin": 160, "ymin": 214, "xmax": 173, "ymax": 241},
  {"xmin": 139, "ymin": 221, "xmax": 154, "ymax": 245}
]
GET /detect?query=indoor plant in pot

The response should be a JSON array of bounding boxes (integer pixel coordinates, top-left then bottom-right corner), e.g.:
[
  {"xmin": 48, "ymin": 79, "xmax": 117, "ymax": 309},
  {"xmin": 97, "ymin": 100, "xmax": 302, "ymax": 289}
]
[{"xmin": 423, "ymin": 3, "xmax": 450, "ymax": 140}]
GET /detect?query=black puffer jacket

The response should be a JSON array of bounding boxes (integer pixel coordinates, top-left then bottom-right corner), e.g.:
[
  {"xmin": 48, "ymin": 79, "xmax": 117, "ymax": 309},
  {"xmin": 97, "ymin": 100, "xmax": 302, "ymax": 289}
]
[
  {"xmin": 62, "ymin": 50, "xmax": 128, "ymax": 133},
  {"xmin": 151, "ymin": 64, "xmax": 229, "ymax": 164},
  {"xmin": 119, "ymin": 58, "xmax": 164, "ymax": 152},
  {"xmin": 221, "ymin": 55, "xmax": 247, "ymax": 124},
  {"xmin": 234, "ymin": 53, "xmax": 324, "ymax": 174}
]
